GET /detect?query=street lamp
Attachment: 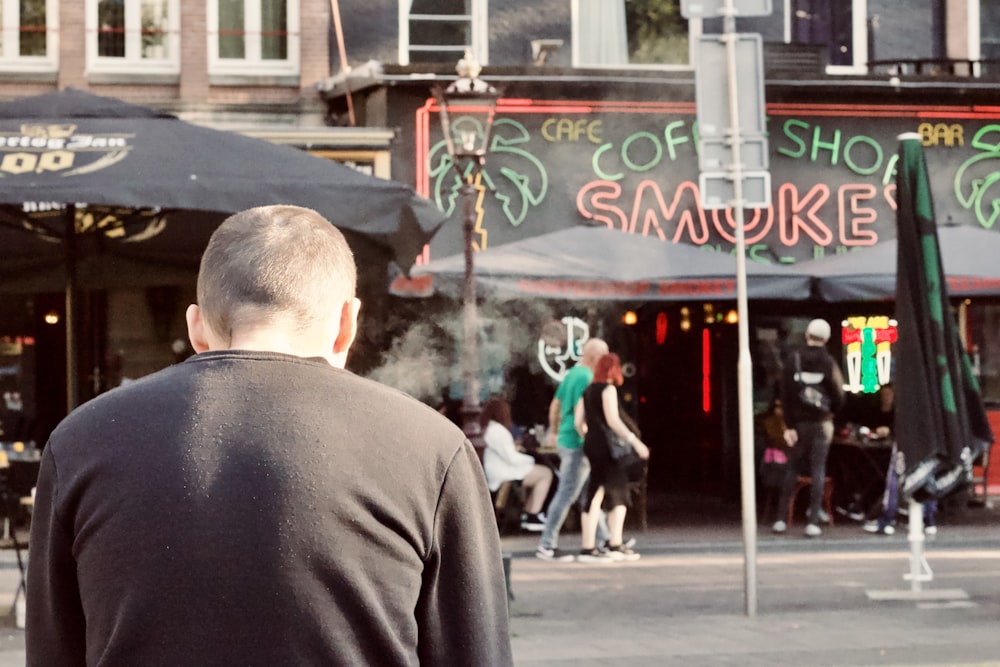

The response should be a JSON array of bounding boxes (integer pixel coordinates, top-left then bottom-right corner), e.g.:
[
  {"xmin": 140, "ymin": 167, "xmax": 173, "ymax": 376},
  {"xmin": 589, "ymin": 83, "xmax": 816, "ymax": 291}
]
[{"xmin": 432, "ymin": 52, "xmax": 501, "ymax": 458}]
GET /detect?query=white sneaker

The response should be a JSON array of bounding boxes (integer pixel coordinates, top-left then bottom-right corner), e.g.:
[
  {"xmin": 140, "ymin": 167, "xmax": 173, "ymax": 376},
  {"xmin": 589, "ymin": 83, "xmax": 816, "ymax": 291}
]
[
  {"xmin": 771, "ymin": 520, "xmax": 787, "ymax": 534},
  {"xmin": 605, "ymin": 544, "xmax": 641, "ymax": 562},
  {"xmin": 576, "ymin": 548, "xmax": 614, "ymax": 563},
  {"xmin": 816, "ymin": 509, "xmax": 831, "ymax": 524},
  {"xmin": 536, "ymin": 546, "xmax": 575, "ymax": 562},
  {"xmin": 600, "ymin": 536, "xmax": 637, "ymax": 552},
  {"xmin": 864, "ymin": 521, "xmax": 895, "ymax": 535},
  {"xmin": 925, "ymin": 525, "xmax": 938, "ymax": 535},
  {"xmin": 805, "ymin": 523, "xmax": 822, "ymax": 538}
]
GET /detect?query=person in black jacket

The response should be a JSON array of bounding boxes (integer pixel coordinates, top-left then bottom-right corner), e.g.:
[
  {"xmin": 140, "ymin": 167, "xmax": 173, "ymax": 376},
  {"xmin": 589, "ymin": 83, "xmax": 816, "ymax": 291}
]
[
  {"xmin": 773, "ymin": 318, "xmax": 846, "ymax": 538},
  {"xmin": 27, "ymin": 205, "xmax": 513, "ymax": 666}
]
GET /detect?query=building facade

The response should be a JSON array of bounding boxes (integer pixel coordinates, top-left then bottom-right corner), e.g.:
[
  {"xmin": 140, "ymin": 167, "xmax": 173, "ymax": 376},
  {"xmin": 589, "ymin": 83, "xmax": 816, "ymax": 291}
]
[
  {"xmin": 318, "ymin": 0, "xmax": 1000, "ymax": 496},
  {"xmin": 1, "ymin": 1, "xmax": 998, "ymax": 499}
]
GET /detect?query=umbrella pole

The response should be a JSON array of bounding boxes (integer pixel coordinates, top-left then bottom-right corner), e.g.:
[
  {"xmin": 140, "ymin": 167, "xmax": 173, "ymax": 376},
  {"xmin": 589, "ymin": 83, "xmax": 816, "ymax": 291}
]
[
  {"xmin": 903, "ymin": 497, "xmax": 932, "ymax": 591},
  {"xmin": 65, "ymin": 205, "xmax": 78, "ymax": 413},
  {"xmin": 866, "ymin": 495, "xmax": 967, "ymax": 601}
]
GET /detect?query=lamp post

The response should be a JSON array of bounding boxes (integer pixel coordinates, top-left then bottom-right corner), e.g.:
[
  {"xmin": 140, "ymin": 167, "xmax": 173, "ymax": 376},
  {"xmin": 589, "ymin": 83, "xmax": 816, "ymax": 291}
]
[{"xmin": 432, "ymin": 53, "xmax": 501, "ymax": 458}]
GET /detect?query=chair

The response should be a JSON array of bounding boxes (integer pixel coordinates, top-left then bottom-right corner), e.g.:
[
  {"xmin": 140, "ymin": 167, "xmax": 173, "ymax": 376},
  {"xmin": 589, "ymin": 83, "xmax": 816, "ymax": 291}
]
[
  {"xmin": 786, "ymin": 475, "xmax": 834, "ymax": 526},
  {"xmin": 627, "ymin": 464, "xmax": 649, "ymax": 533},
  {"xmin": 0, "ymin": 467, "xmax": 27, "ymax": 615},
  {"xmin": 491, "ymin": 480, "xmax": 526, "ymax": 535},
  {"xmin": 970, "ymin": 443, "xmax": 993, "ymax": 508}
]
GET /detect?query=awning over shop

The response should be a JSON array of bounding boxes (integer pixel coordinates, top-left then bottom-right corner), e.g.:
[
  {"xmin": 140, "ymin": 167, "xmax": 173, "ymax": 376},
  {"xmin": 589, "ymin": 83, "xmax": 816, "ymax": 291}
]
[
  {"xmin": 412, "ymin": 225, "xmax": 814, "ymax": 301},
  {"xmin": 795, "ymin": 224, "xmax": 1000, "ymax": 301}
]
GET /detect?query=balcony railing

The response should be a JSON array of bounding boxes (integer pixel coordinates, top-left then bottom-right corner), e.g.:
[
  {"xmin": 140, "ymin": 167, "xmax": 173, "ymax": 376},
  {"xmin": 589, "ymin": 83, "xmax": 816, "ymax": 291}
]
[{"xmin": 868, "ymin": 58, "xmax": 1000, "ymax": 78}]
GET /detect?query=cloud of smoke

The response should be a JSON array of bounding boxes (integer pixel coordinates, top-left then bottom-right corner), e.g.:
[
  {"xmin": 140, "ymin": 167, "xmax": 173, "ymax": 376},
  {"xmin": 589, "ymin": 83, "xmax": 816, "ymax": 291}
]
[
  {"xmin": 365, "ymin": 321, "xmax": 454, "ymax": 404},
  {"xmin": 363, "ymin": 292, "xmax": 569, "ymax": 404}
]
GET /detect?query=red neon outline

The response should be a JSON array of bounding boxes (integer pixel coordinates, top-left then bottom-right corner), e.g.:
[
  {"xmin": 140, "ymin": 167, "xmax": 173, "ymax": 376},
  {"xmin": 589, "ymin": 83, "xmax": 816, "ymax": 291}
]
[
  {"xmin": 413, "ymin": 98, "xmax": 1000, "ymax": 267},
  {"xmin": 416, "ymin": 98, "xmax": 1000, "ymax": 201},
  {"xmin": 702, "ymin": 327, "xmax": 711, "ymax": 414}
]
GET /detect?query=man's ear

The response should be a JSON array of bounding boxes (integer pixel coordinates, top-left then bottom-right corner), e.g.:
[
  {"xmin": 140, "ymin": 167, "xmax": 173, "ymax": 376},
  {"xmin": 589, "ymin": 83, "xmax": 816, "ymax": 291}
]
[
  {"xmin": 332, "ymin": 298, "xmax": 361, "ymax": 358},
  {"xmin": 185, "ymin": 304, "xmax": 211, "ymax": 354}
]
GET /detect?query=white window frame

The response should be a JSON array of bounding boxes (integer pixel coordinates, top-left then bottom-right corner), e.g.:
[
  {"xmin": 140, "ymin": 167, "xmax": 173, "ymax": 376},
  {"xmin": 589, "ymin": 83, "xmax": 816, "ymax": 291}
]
[
  {"xmin": 398, "ymin": 0, "xmax": 488, "ymax": 66},
  {"xmin": 85, "ymin": 0, "xmax": 181, "ymax": 75},
  {"xmin": 971, "ymin": 0, "xmax": 984, "ymax": 64},
  {"xmin": 208, "ymin": 0, "xmax": 301, "ymax": 77},
  {"xmin": 0, "ymin": 0, "xmax": 58, "ymax": 72},
  {"xmin": 783, "ymin": 0, "xmax": 867, "ymax": 74},
  {"xmin": 570, "ymin": 0, "xmax": 700, "ymax": 71}
]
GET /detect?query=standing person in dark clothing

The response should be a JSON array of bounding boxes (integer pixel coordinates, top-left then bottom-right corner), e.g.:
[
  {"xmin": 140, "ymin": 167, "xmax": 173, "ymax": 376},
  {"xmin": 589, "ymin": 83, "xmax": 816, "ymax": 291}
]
[
  {"xmin": 574, "ymin": 353, "xmax": 649, "ymax": 562},
  {"xmin": 27, "ymin": 205, "xmax": 513, "ymax": 666},
  {"xmin": 773, "ymin": 318, "xmax": 846, "ymax": 538}
]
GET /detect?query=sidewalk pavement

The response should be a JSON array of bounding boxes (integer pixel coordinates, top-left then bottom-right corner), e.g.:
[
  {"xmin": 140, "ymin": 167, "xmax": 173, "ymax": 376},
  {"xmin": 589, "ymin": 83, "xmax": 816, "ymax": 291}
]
[
  {"xmin": 502, "ymin": 502, "xmax": 1000, "ymax": 666},
  {"xmin": 0, "ymin": 502, "xmax": 996, "ymax": 666}
]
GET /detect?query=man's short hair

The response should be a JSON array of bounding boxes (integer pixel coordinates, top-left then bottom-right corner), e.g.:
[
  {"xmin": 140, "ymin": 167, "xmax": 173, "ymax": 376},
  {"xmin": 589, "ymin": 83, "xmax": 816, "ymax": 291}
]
[
  {"xmin": 581, "ymin": 337, "xmax": 609, "ymax": 364},
  {"xmin": 197, "ymin": 205, "xmax": 356, "ymax": 342}
]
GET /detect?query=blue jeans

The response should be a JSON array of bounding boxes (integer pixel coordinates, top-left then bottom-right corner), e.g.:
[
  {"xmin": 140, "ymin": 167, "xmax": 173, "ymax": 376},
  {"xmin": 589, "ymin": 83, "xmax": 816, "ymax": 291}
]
[
  {"xmin": 540, "ymin": 446, "xmax": 609, "ymax": 549},
  {"xmin": 877, "ymin": 442, "xmax": 938, "ymax": 528},
  {"xmin": 777, "ymin": 420, "xmax": 833, "ymax": 525}
]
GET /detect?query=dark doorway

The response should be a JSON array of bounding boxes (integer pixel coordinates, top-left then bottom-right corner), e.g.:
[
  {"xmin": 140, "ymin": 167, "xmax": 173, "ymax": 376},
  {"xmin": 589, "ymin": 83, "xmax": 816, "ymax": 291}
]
[{"xmin": 633, "ymin": 303, "xmax": 738, "ymax": 497}]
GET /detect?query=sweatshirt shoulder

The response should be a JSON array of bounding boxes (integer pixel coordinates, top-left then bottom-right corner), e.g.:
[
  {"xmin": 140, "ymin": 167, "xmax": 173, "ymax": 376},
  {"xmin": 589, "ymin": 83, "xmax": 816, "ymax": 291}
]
[{"xmin": 339, "ymin": 373, "xmax": 469, "ymax": 447}]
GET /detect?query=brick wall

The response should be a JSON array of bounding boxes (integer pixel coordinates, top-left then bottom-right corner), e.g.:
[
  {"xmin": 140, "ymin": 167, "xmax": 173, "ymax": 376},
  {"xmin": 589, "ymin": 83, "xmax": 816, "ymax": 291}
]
[{"xmin": 0, "ymin": 0, "xmax": 330, "ymax": 121}]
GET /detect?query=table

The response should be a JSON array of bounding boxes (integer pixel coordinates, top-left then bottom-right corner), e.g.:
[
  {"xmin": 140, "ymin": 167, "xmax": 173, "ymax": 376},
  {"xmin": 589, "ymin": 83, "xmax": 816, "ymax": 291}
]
[{"xmin": 829, "ymin": 435, "xmax": 893, "ymax": 521}]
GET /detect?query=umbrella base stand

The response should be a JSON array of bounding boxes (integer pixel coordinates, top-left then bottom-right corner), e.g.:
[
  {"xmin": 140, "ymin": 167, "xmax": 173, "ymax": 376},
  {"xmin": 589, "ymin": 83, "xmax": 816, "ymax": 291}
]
[{"xmin": 866, "ymin": 499, "xmax": 969, "ymax": 602}]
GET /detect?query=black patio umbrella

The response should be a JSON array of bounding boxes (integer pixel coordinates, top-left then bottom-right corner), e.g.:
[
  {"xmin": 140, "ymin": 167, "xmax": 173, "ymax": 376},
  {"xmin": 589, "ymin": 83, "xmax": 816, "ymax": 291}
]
[
  {"xmin": 795, "ymin": 223, "xmax": 1000, "ymax": 302},
  {"xmin": 0, "ymin": 88, "xmax": 444, "ymax": 290},
  {"xmin": 892, "ymin": 133, "xmax": 993, "ymax": 501},
  {"xmin": 412, "ymin": 225, "xmax": 813, "ymax": 301},
  {"xmin": 0, "ymin": 88, "xmax": 447, "ymax": 408}
]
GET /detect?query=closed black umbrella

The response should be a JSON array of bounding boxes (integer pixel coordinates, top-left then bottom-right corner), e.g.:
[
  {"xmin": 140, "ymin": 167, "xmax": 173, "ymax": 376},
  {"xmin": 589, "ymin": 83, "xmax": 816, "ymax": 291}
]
[{"xmin": 892, "ymin": 133, "xmax": 993, "ymax": 501}]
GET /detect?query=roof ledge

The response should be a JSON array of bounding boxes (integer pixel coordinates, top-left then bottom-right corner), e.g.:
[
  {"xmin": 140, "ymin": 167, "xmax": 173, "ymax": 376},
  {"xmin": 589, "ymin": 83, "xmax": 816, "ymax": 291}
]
[{"xmin": 317, "ymin": 60, "xmax": 385, "ymax": 99}]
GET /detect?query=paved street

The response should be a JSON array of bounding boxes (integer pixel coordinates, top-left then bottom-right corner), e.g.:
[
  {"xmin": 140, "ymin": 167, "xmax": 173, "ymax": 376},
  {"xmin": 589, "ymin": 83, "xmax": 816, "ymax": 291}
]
[
  {"xmin": 504, "ymin": 511, "xmax": 1000, "ymax": 666},
  {"xmin": 0, "ymin": 558, "xmax": 24, "ymax": 666},
  {"xmin": 0, "ymin": 505, "xmax": 997, "ymax": 665}
]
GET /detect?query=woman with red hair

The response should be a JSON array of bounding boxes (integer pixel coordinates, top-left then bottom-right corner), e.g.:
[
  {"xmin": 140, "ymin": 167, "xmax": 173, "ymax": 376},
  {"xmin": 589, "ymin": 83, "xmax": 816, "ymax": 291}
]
[{"xmin": 573, "ymin": 353, "xmax": 649, "ymax": 562}]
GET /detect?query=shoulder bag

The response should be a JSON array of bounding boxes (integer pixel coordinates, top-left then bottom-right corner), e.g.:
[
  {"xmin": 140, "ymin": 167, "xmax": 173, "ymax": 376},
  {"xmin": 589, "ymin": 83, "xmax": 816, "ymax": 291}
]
[
  {"xmin": 603, "ymin": 425, "xmax": 634, "ymax": 461},
  {"xmin": 795, "ymin": 352, "xmax": 831, "ymax": 412}
]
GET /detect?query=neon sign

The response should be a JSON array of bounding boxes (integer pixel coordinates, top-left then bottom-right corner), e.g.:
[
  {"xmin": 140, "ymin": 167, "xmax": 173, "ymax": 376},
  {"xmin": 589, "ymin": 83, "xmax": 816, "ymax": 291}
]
[
  {"xmin": 414, "ymin": 99, "xmax": 1000, "ymax": 264},
  {"xmin": 538, "ymin": 316, "xmax": 590, "ymax": 382},
  {"xmin": 842, "ymin": 315, "xmax": 898, "ymax": 394}
]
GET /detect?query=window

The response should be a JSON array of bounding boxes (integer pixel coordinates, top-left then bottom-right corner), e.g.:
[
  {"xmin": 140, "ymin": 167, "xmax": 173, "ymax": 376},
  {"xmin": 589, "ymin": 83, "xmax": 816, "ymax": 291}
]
[
  {"xmin": 399, "ymin": 0, "xmax": 487, "ymax": 66},
  {"xmin": 0, "ymin": 0, "xmax": 57, "ymax": 72},
  {"xmin": 982, "ymin": 0, "xmax": 1000, "ymax": 60},
  {"xmin": 966, "ymin": 301, "xmax": 1000, "ymax": 406},
  {"xmin": 86, "ymin": 0, "xmax": 179, "ymax": 74},
  {"xmin": 209, "ymin": 0, "xmax": 299, "ymax": 76},
  {"xmin": 787, "ymin": 0, "xmax": 867, "ymax": 72},
  {"xmin": 572, "ymin": 0, "xmax": 695, "ymax": 68}
]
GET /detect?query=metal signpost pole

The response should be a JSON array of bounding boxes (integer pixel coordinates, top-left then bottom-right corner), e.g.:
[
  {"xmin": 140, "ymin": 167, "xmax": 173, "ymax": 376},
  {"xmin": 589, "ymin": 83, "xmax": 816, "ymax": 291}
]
[
  {"xmin": 722, "ymin": 0, "xmax": 757, "ymax": 618},
  {"xmin": 688, "ymin": 0, "xmax": 771, "ymax": 618}
]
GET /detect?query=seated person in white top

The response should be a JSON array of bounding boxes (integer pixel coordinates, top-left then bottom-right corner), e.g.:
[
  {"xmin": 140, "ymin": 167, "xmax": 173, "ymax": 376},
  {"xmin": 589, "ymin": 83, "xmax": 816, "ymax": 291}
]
[{"xmin": 480, "ymin": 395, "xmax": 554, "ymax": 531}]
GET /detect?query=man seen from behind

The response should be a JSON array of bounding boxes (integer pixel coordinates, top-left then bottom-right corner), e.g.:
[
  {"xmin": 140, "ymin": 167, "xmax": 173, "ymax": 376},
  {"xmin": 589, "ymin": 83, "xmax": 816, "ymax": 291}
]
[
  {"xmin": 774, "ymin": 318, "xmax": 845, "ymax": 539},
  {"xmin": 27, "ymin": 205, "xmax": 513, "ymax": 666}
]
